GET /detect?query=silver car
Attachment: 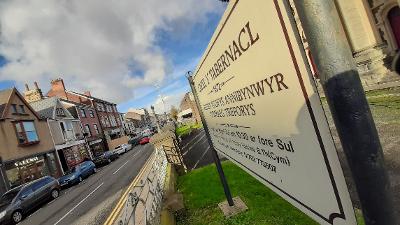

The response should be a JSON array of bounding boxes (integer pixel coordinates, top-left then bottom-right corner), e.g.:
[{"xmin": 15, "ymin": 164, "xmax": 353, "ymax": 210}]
[
  {"xmin": 113, "ymin": 143, "xmax": 132, "ymax": 155},
  {"xmin": 0, "ymin": 176, "xmax": 60, "ymax": 224}
]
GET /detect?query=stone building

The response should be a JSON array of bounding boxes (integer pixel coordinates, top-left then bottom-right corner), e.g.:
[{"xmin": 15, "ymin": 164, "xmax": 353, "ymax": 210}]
[
  {"xmin": 178, "ymin": 92, "xmax": 201, "ymax": 124},
  {"xmin": 291, "ymin": 0, "xmax": 400, "ymax": 86}
]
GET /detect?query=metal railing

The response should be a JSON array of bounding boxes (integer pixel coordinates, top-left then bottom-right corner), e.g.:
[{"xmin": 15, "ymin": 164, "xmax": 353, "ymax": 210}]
[{"xmin": 161, "ymin": 139, "xmax": 187, "ymax": 172}]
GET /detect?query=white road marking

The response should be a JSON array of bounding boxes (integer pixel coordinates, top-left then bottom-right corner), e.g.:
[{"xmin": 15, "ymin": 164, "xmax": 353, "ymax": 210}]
[
  {"xmin": 113, "ymin": 160, "xmax": 129, "ymax": 175},
  {"xmin": 54, "ymin": 182, "xmax": 104, "ymax": 225},
  {"xmin": 193, "ymin": 146, "xmax": 211, "ymax": 169},
  {"xmin": 183, "ymin": 137, "xmax": 207, "ymax": 156},
  {"xmin": 182, "ymin": 132, "xmax": 205, "ymax": 149}
]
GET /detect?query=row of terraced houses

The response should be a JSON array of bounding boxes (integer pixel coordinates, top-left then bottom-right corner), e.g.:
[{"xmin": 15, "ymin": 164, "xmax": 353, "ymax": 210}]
[{"xmin": 0, "ymin": 79, "xmax": 128, "ymax": 195}]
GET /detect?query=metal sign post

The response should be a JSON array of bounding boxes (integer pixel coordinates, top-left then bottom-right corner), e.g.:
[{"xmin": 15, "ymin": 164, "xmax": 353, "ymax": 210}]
[
  {"xmin": 187, "ymin": 72, "xmax": 235, "ymax": 206},
  {"xmin": 293, "ymin": 0, "xmax": 397, "ymax": 224}
]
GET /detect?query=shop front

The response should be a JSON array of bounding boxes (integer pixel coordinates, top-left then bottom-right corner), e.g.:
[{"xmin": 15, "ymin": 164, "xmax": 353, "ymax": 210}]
[
  {"xmin": 57, "ymin": 142, "xmax": 90, "ymax": 173},
  {"xmin": 2, "ymin": 151, "xmax": 61, "ymax": 189},
  {"xmin": 88, "ymin": 138, "xmax": 105, "ymax": 157}
]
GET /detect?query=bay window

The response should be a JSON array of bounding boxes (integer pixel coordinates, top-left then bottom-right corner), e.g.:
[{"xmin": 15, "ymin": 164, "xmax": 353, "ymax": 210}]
[{"xmin": 14, "ymin": 121, "xmax": 39, "ymax": 145}]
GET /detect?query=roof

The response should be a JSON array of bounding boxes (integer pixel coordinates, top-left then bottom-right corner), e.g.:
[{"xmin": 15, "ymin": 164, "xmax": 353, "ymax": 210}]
[
  {"xmin": 30, "ymin": 97, "xmax": 74, "ymax": 119},
  {"xmin": 0, "ymin": 88, "xmax": 43, "ymax": 120},
  {"xmin": 66, "ymin": 90, "xmax": 115, "ymax": 105},
  {"xmin": 0, "ymin": 89, "xmax": 13, "ymax": 117},
  {"xmin": 29, "ymin": 97, "xmax": 58, "ymax": 119},
  {"xmin": 125, "ymin": 111, "xmax": 143, "ymax": 120}
]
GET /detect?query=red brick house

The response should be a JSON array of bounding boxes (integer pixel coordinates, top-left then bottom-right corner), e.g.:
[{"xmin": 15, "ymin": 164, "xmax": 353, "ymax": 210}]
[
  {"xmin": 60, "ymin": 99, "xmax": 106, "ymax": 156},
  {"xmin": 47, "ymin": 79, "xmax": 125, "ymax": 149}
]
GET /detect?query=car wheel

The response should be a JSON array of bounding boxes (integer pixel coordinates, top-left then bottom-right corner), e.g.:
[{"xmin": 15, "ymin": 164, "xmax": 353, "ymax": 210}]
[
  {"xmin": 93, "ymin": 168, "xmax": 97, "ymax": 173},
  {"xmin": 51, "ymin": 189, "xmax": 59, "ymax": 199},
  {"xmin": 107, "ymin": 159, "xmax": 111, "ymax": 163},
  {"xmin": 12, "ymin": 211, "xmax": 23, "ymax": 224},
  {"xmin": 78, "ymin": 176, "xmax": 83, "ymax": 183}
]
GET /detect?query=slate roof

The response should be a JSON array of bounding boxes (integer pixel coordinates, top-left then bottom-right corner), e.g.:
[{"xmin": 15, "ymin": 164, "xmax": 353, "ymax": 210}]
[
  {"xmin": 0, "ymin": 89, "xmax": 13, "ymax": 117},
  {"xmin": 29, "ymin": 97, "xmax": 58, "ymax": 119}
]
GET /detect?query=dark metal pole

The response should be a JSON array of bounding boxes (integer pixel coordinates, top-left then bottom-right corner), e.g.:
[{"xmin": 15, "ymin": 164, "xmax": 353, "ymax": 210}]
[
  {"xmin": 293, "ymin": 1, "xmax": 397, "ymax": 224},
  {"xmin": 187, "ymin": 72, "xmax": 235, "ymax": 206}
]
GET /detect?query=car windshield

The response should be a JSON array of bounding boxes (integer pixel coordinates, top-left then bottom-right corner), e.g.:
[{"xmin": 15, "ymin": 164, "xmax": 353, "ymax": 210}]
[{"xmin": 0, "ymin": 188, "xmax": 20, "ymax": 205}]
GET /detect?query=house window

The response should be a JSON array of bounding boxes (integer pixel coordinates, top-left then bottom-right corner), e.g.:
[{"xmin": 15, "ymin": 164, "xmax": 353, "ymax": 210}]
[
  {"xmin": 93, "ymin": 124, "xmax": 99, "ymax": 134},
  {"xmin": 100, "ymin": 116, "xmax": 106, "ymax": 127},
  {"xmin": 105, "ymin": 116, "xmax": 110, "ymax": 127},
  {"xmin": 11, "ymin": 104, "xmax": 26, "ymax": 114},
  {"xmin": 11, "ymin": 104, "xmax": 17, "ymax": 113},
  {"xmin": 97, "ymin": 103, "xmax": 105, "ymax": 112},
  {"xmin": 14, "ymin": 121, "xmax": 39, "ymax": 145},
  {"xmin": 84, "ymin": 124, "xmax": 91, "ymax": 137},
  {"xmin": 56, "ymin": 108, "xmax": 65, "ymax": 117},
  {"xmin": 80, "ymin": 108, "xmax": 86, "ymax": 118},
  {"xmin": 19, "ymin": 105, "xmax": 26, "ymax": 114},
  {"xmin": 89, "ymin": 110, "xmax": 94, "ymax": 118}
]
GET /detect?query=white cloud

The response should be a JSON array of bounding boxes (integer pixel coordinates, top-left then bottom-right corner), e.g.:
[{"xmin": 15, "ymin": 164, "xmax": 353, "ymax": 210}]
[
  {"xmin": 0, "ymin": 0, "xmax": 223, "ymax": 103},
  {"xmin": 128, "ymin": 91, "xmax": 186, "ymax": 114}
]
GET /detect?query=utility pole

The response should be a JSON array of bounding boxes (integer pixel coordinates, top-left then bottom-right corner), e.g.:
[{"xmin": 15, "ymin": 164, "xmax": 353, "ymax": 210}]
[{"xmin": 293, "ymin": 1, "xmax": 397, "ymax": 224}]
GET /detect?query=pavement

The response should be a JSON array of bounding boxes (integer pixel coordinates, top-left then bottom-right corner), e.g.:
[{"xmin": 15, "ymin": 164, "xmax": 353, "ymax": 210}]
[
  {"xmin": 179, "ymin": 128, "xmax": 219, "ymax": 170},
  {"xmin": 19, "ymin": 143, "xmax": 154, "ymax": 225}
]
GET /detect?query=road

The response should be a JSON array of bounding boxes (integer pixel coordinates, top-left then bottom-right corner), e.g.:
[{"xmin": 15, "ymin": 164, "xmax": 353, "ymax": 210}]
[
  {"xmin": 179, "ymin": 128, "xmax": 221, "ymax": 170},
  {"xmin": 20, "ymin": 144, "xmax": 154, "ymax": 225}
]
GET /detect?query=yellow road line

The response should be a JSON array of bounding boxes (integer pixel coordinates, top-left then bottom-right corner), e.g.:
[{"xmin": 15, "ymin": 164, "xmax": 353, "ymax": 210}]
[{"xmin": 104, "ymin": 152, "xmax": 155, "ymax": 225}]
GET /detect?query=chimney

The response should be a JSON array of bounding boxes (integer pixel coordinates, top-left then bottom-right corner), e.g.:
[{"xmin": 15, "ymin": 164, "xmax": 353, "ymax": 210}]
[
  {"xmin": 51, "ymin": 78, "xmax": 66, "ymax": 92},
  {"xmin": 23, "ymin": 82, "xmax": 43, "ymax": 103},
  {"xmin": 83, "ymin": 91, "xmax": 91, "ymax": 97},
  {"xmin": 34, "ymin": 81, "xmax": 39, "ymax": 89}
]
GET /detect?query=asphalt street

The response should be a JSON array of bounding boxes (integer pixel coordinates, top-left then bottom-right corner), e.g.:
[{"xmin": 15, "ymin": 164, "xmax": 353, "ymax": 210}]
[
  {"xmin": 179, "ymin": 128, "xmax": 217, "ymax": 170},
  {"xmin": 19, "ymin": 143, "xmax": 154, "ymax": 225}
]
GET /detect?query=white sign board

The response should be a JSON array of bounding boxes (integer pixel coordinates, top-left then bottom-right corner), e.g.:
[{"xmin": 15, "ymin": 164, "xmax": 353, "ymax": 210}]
[{"xmin": 192, "ymin": 0, "xmax": 356, "ymax": 224}]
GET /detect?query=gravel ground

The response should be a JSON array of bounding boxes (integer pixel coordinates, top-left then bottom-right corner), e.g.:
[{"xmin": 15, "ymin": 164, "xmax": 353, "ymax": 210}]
[{"xmin": 321, "ymin": 86, "xmax": 400, "ymax": 219}]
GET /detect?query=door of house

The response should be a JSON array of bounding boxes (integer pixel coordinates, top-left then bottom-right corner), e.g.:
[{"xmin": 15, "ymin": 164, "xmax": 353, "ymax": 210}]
[{"xmin": 389, "ymin": 6, "xmax": 400, "ymax": 50}]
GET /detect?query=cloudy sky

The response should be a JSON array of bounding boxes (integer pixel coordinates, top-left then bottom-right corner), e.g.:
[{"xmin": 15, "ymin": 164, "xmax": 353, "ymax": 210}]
[{"xmin": 0, "ymin": 0, "xmax": 226, "ymax": 113}]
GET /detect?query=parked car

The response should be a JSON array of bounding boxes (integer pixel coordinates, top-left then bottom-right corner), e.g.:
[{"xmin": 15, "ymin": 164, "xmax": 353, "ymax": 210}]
[
  {"xmin": 93, "ymin": 151, "xmax": 119, "ymax": 167},
  {"xmin": 128, "ymin": 136, "xmax": 142, "ymax": 146},
  {"xmin": 139, "ymin": 136, "xmax": 150, "ymax": 145},
  {"xmin": 58, "ymin": 161, "xmax": 96, "ymax": 188},
  {"xmin": 113, "ymin": 143, "xmax": 132, "ymax": 155},
  {"xmin": 0, "ymin": 176, "xmax": 60, "ymax": 224}
]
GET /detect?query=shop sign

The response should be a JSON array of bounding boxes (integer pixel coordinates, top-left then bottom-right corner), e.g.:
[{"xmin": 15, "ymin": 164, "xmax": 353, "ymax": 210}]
[
  {"xmin": 15, "ymin": 156, "xmax": 39, "ymax": 167},
  {"xmin": 192, "ymin": 0, "xmax": 356, "ymax": 224}
]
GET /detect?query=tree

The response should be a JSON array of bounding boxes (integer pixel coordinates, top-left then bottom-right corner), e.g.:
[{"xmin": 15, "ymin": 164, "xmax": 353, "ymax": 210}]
[{"xmin": 170, "ymin": 106, "xmax": 179, "ymax": 121}]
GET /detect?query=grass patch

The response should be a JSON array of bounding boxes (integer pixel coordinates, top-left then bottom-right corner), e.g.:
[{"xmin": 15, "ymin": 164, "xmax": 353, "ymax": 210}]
[
  {"xmin": 176, "ymin": 123, "xmax": 203, "ymax": 136},
  {"xmin": 177, "ymin": 161, "xmax": 321, "ymax": 225},
  {"xmin": 176, "ymin": 125, "xmax": 192, "ymax": 137}
]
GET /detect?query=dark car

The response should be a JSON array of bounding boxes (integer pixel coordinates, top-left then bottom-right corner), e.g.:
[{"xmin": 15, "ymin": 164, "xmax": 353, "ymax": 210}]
[
  {"xmin": 58, "ymin": 161, "xmax": 96, "ymax": 188},
  {"xmin": 128, "ymin": 136, "xmax": 142, "ymax": 146},
  {"xmin": 0, "ymin": 176, "xmax": 60, "ymax": 224},
  {"xmin": 93, "ymin": 151, "xmax": 119, "ymax": 167}
]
